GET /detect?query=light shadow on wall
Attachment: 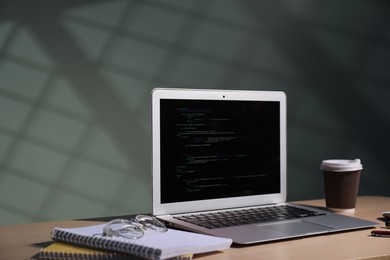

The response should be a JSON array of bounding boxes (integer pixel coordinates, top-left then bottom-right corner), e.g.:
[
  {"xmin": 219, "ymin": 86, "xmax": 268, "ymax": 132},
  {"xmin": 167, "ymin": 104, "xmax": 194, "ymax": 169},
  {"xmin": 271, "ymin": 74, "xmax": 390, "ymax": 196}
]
[{"xmin": 0, "ymin": 0, "xmax": 389, "ymax": 225}]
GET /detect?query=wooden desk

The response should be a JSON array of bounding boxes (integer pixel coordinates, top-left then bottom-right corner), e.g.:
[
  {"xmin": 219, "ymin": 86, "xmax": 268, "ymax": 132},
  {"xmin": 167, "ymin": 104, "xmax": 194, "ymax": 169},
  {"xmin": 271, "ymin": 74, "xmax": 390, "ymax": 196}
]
[{"xmin": 0, "ymin": 196, "xmax": 389, "ymax": 260}]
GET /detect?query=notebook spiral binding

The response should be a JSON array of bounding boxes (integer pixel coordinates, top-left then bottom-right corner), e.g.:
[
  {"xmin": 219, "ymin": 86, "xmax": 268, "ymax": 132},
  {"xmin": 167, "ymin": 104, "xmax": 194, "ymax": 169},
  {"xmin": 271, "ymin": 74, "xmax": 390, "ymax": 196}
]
[{"xmin": 52, "ymin": 229, "xmax": 162, "ymax": 260}]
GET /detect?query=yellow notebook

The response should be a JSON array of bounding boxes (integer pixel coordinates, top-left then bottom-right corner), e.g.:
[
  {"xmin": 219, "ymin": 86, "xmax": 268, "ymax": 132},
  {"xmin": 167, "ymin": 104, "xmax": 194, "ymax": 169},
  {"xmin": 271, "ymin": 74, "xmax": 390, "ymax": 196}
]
[
  {"xmin": 38, "ymin": 242, "xmax": 193, "ymax": 260},
  {"xmin": 38, "ymin": 243, "xmax": 127, "ymax": 259}
]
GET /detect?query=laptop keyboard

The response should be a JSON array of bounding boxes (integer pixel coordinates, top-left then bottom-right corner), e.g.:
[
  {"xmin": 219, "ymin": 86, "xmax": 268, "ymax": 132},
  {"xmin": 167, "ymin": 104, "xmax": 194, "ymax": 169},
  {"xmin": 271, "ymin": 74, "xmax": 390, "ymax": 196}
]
[{"xmin": 173, "ymin": 205, "xmax": 326, "ymax": 229}]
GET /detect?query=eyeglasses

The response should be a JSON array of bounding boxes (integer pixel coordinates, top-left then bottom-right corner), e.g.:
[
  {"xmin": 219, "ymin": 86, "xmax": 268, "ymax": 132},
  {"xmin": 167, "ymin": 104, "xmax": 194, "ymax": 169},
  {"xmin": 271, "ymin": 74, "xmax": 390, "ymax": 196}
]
[{"xmin": 102, "ymin": 215, "xmax": 168, "ymax": 240}]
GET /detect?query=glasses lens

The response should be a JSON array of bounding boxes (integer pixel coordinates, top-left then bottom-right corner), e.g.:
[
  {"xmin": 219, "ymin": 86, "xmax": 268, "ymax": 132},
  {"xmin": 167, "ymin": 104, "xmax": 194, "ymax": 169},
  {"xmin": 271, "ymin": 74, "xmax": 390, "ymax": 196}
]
[
  {"xmin": 134, "ymin": 215, "xmax": 168, "ymax": 233},
  {"xmin": 103, "ymin": 219, "xmax": 144, "ymax": 239}
]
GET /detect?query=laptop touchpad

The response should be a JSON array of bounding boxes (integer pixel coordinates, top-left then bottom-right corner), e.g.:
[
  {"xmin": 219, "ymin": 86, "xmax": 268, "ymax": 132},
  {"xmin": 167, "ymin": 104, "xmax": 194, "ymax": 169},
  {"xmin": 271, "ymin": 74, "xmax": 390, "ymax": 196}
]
[{"xmin": 264, "ymin": 220, "xmax": 332, "ymax": 235}]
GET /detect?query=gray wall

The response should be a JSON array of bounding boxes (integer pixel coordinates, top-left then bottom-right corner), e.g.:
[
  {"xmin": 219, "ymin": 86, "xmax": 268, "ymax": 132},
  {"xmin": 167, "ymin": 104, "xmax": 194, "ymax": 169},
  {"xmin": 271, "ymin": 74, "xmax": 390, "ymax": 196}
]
[{"xmin": 0, "ymin": 0, "xmax": 389, "ymax": 226}]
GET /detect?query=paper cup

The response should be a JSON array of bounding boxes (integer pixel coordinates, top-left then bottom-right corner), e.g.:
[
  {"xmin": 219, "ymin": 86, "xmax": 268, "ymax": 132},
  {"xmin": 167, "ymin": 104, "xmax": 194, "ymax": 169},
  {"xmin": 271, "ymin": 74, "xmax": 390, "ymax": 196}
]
[{"xmin": 320, "ymin": 159, "xmax": 363, "ymax": 213}]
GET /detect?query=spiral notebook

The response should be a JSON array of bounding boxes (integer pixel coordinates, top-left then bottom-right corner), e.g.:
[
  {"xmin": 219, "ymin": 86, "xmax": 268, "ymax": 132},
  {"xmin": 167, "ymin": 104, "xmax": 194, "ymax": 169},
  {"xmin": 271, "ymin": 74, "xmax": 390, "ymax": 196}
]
[
  {"xmin": 35, "ymin": 242, "xmax": 193, "ymax": 260},
  {"xmin": 50, "ymin": 223, "xmax": 232, "ymax": 260},
  {"xmin": 36, "ymin": 242, "xmax": 130, "ymax": 260}
]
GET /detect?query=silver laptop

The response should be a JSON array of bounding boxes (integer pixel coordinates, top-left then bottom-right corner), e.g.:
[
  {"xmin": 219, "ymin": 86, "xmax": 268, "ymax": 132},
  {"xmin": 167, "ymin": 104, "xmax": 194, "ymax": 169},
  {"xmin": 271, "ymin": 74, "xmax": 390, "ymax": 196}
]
[{"xmin": 151, "ymin": 88, "xmax": 376, "ymax": 244}]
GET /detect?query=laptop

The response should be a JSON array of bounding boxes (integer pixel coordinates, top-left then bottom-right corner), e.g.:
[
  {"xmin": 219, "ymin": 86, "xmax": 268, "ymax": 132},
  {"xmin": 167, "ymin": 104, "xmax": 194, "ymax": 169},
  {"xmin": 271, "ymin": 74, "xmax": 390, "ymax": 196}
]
[{"xmin": 151, "ymin": 88, "xmax": 377, "ymax": 244}]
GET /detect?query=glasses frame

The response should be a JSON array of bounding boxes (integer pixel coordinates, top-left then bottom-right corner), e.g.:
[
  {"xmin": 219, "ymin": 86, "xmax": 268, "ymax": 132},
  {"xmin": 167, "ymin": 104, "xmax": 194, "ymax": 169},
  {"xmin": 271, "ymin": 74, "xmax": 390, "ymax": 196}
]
[{"xmin": 102, "ymin": 215, "xmax": 168, "ymax": 240}]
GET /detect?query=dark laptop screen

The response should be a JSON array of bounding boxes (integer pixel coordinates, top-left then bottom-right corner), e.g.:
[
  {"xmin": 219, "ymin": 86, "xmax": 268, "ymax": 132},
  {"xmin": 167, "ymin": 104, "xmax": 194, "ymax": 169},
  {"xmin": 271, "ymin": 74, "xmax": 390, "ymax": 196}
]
[{"xmin": 160, "ymin": 99, "xmax": 280, "ymax": 203}]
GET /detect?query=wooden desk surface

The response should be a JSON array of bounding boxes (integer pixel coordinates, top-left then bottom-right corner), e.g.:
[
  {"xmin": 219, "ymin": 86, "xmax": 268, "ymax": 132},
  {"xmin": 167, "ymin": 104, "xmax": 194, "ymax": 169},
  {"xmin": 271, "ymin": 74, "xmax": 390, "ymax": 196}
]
[{"xmin": 0, "ymin": 196, "xmax": 389, "ymax": 260}]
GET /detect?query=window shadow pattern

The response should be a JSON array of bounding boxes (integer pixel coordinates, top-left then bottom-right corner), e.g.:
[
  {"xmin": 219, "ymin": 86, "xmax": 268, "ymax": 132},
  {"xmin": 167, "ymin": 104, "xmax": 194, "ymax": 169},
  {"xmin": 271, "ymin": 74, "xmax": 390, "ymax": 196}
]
[{"xmin": 0, "ymin": 0, "xmax": 389, "ymax": 225}]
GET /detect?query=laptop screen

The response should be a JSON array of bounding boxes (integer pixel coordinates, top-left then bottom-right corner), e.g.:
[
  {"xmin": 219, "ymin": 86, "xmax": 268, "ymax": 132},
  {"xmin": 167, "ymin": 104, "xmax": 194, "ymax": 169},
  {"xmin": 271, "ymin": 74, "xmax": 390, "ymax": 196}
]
[
  {"xmin": 152, "ymin": 88, "xmax": 286, "ymax": 215},
  {"xmin": 159, "ymin": 99, "xmax": 281, "ymax": 203}
]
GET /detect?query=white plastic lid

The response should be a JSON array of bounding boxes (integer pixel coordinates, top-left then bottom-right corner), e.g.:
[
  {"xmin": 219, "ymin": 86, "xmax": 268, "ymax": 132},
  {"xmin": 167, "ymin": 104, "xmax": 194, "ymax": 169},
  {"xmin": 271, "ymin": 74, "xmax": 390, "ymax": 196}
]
[{"xmin": 320, "ymin": 159, "xmax": 363, "ymax": 172}]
